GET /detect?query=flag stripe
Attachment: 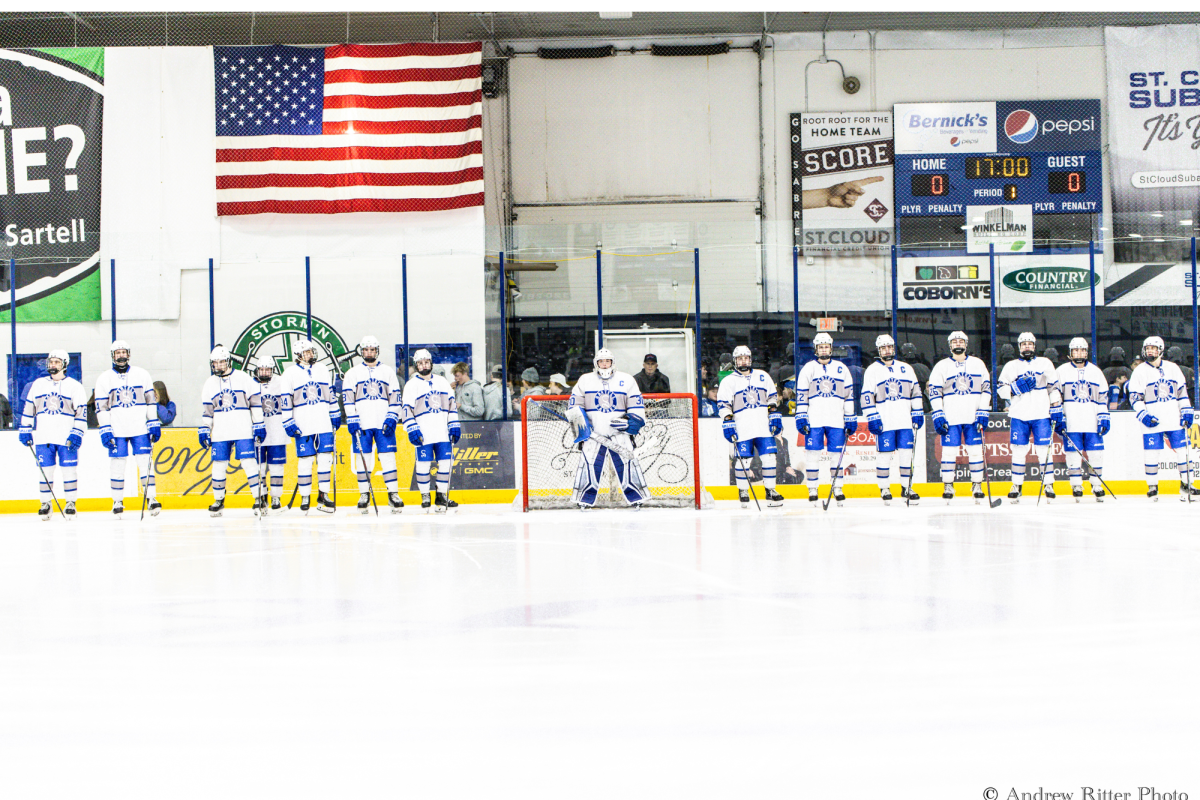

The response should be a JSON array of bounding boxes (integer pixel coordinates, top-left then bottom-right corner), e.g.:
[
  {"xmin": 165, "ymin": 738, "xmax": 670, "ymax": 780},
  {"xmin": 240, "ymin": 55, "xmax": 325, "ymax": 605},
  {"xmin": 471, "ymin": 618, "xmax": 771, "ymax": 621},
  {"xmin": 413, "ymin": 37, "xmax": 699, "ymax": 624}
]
[
  {"xmin": 323, "ymin": 102, "xmax": 481, "ymax": 123},
  {"xmin": 216, "ymin": 129, "xmax": 482, "ymax": 150},
  {"xmin": 324, "ymin": 66, "xmax": 481, "ymax": 85},
  {"xmin": 325, "ymin": 42, "xmax": 483, "ymax": 59},
  {"xmin": 217, "ymin": 155, "xmax": 482, "ymax": 176},
  {"xmin": 217, "ymin": 168, "xmax": 483, "ymax": 190},
  {"xmin": 218, "ymin": 193, "xmax": 485, "ymax": 216},
  {"xmin": 323, "ymin": 79, "xmax": 480, "ymax": 98},
  {"xmin": 323, "ymin": 90, "xmax": 481, "ymax": 110},
  {"xmin": 217, "ymin": 181, "xmax": 485, "ymax": 201},
  {"xmin": 321, "ymin": 116, "xmax": 481, "ymax": 136},
  {"xmin": 216, "ymin": 141, "xmax": 482, "ymax": 163}
]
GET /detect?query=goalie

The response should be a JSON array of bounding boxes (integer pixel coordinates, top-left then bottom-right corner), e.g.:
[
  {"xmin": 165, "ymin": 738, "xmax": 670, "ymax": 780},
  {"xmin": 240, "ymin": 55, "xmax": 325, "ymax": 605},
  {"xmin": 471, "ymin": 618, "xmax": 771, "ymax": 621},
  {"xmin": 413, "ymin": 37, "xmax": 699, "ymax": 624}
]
[{"xmin": 566, "ymin": 349, "xmax": 649, "ymax": 509}]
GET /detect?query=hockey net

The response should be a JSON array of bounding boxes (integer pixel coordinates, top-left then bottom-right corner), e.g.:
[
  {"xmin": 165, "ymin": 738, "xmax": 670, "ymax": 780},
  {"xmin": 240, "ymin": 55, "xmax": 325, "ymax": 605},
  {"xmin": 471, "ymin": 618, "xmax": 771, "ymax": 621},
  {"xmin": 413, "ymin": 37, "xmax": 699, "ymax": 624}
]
[{"xmin": 522, "ymin": 393, "xmax": 700, "ymax": 511}]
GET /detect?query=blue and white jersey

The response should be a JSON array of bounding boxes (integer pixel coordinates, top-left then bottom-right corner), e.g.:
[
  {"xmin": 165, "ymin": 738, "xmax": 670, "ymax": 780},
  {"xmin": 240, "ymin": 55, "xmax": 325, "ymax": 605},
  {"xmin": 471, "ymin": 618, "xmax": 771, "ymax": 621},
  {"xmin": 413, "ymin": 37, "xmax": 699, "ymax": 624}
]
[
  {"xmin": 1055, "ymin": 362, "xmax": 1108, "ymax": 433},
  {"xmin": 95, "ymin": 366, "xmax": 156, "ymax": 438},
  {"xmin": 402, "ymin": 373, "xmax": 459, "ymax": 445},
  {"xmin": 997, "ymin": 357, "xmax": 1061, "ymax": 422},
  {"xmin": 568, "ymin": 371, "xmax": 645, "ymax": 438},
  {"xmin": 795, "ymin": 359, "xmax": 854, "ymax": 428},
  {"xmin": 200, "ymin": 370, "xmax": 263, "ymax": 443},
  {"xmin": 258, "ymin": 376, "xmax": 289, "ymax": 446},
  {"xmin": 717, "ymin": 369, "xmax": 778, "ymax": 441},
  {"xmin": 280, "ymin": 361, "xmax": 337, "ymax": 436},
  {"xmin": 1128, "ymin": 359, "xmax": 1191, "ymax": 432},
  {"xmin": 343, "ymin": 362, "xmax": 401, "ymax": 431},
  {"xmin": 20, "ymin": 376, "xmax": 88, "ymax": 446},
  {"xmin": 927, "ymin": 356, "xmax": 991, "ymax": 425},
  {"xmin": 861, "ymin": 361, "xmax": 922, "ymax": 432}
]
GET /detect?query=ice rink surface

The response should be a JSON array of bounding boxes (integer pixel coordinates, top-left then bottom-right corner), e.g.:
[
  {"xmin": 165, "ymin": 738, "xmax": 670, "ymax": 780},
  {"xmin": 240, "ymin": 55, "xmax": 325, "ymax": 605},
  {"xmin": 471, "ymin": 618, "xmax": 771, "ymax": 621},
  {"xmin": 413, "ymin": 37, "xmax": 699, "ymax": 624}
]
[{"xmin": 2, "ymin": 497, "xmax": 1199, "ymax": 799}]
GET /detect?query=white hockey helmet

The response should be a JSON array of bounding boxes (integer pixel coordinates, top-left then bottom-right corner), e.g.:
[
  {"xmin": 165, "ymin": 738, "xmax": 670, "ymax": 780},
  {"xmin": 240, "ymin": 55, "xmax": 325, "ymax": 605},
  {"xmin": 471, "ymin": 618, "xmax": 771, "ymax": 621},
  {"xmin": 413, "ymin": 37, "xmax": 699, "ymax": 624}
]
[
  {"xmin": 1143, "ymin": 335, "xmax": 1165, "ymax": 361},
  {"xmin": 594, "ymin": 347, "xmax": 615, "ymax": 378},
  {"xmin": 254, "ymin": 360, "xmax": 275, "ymax": 383},
  {"xmin": 813, "ymin": 332, "xmax": 833, "ymax": 360},
  {"xmin": 1017, "ymin": 331, "xmax": 1036, "ymax": 358},
  {"xmin": 947, "ymin": 330, "xmax": 968, "ymax": 347},
  {"xmin": 1069, "ymin": 337, "xmax": 1089, "ymax": 364},
  {"xmin": 732, "ymin": 344, "xmax": 752, "ymax": 372},
  {"xmin": 412, "ymin": 348, "xmax": 432, "ymax": 364},
  {"xmin": 47, "ymin": 349, "xmax": 70, "ymax": 369},
  {"xmin": 210, "ymin": 345, "xmax": 232, "ymax": 375},
  {"xmin": 110, "ymin": 339, "xmax": 131, "ymax": 362},
  {"xmin": 875, "ymin": 334, "xmax": 895, "ymax": 359},
  {"xmin": 359, "ymin": 335, "xmax": 380, "ymax": 361},
  {"xmin": 294, "ymin": 338, "xmax": 318, "ymax": 364}
]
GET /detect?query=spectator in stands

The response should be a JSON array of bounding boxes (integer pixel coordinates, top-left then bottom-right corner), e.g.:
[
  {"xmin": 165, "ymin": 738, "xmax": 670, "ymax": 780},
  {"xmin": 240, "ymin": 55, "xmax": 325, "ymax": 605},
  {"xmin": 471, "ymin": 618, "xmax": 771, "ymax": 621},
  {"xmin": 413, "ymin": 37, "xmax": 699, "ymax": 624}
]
[
  {"xmin": 452, "ymin": 362, "xmax": 485, "ymax": 421},
  {"xmin": 1042, "ymin": 347, "xmax": 1060, "ymax": 367},
  {"xmin": 86, "ymin": 390, "xmax": 99, "ymax": 428},
  {"xmin": 511, "ymin": 367, "xmax": 545, "ymax": 420},
  {"xmin": 153, "ymin": 381, "xmax": 177, "ymax": 427},
  {"xmin": 701, "ymin": 384, "xmax": 719, "ymax": 417},
  {"xmin": 483, "ymin": 364, "xmax": 511, "ymax": 421},
  {"xmin": 0, "ymin": 390, "xmax": 11, "ymax": 429},
  {"xmin": 1103, "ymin": 346, "xmax": 1131, "ymax": 386},
  {"xmin": 547, "ymin": 373, "xmax": 569, "ymax": 396},
  {"xmin": 718, "ymin": 352, "xmax": 734, "ymax": 383},
  {"xmin": 1108, "ymin": 373, "xmax": 1130, "ymax": 411},
  {"xmin": 1167, "ymin": 346, "xmax": 1195, "ymax": 400},
  {"xmin": 999, "ymin": 343, "xmax": 1015, "ymax": 364},
  {"xmin": 634, "ymin": 353, "xmax": 671, "ymax": 394}
]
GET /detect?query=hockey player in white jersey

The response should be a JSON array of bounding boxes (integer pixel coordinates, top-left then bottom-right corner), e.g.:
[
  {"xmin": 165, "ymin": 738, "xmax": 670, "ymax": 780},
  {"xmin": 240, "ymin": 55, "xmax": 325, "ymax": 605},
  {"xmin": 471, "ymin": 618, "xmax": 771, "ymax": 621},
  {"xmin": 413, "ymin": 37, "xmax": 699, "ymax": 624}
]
[
  {"xmin": 997, "ymin": 332, "xmax": 1064, "ymax": 502},
  {"xmin": 1127, "ymin": 335, "xmax": 1195, "ymax": 501},
  {"xmin": 343, "ymin": 335, "xmax": 404, "ymax": 514},
  {"xmin": 95, "ymin": 340, "xmax": 161, "ymax": 517},
  {"xmin": 1055, "ymin": 338, "xmax": 1110, "ymax": 502},
  {"xmin": 198, "ymin": 346, "xmax": 265, "ymax": 517},
  {"xmin": 403, "ymin": 349, "xmax": 461, "ymax": 512},
  {"xmin": 280, "ymin": 338, "xmax": 341, "ymax": 513},
  {"xmin": 254, "ymin": 361, "xmax": 288, "ymax": 514},
  {"xmin": 927, "ymin": 331, "xmax": 992, "ymax": 504},
  {"xmin": 795, "ymin": 333, "xmax": 856, "ymax": 506},
  {"xmin": 717, "ymin": 345, "xmax": 784, "ymax": 508},
  {"xmin": 861, "ymin": 334, "xmax": 924, "ymax": 506},
  {"xmin": 19, "ymin": 350, "xmax": 87, "ymax": 520},
  {"xmin": 566, "ymin": 349, "xmax": 648, "ymax": 509}
]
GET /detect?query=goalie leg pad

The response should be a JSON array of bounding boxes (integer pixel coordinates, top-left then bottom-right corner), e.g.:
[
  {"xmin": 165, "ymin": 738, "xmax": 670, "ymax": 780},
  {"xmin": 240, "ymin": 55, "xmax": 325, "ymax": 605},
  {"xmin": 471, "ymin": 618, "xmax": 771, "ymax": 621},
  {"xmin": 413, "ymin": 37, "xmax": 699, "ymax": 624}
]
[
  {"xmin": 609, "ymin": 447, "xmax": 648, "ymax": 505},
  {"xmin": 574, "ymin": 438, "xmax": 609, "ymax": 507}
]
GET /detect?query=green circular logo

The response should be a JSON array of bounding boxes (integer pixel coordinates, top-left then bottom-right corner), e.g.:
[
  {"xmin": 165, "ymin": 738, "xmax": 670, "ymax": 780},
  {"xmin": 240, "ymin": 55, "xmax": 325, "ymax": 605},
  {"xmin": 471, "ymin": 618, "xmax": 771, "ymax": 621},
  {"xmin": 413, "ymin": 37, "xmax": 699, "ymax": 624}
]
[{"xmin": 230, "ymin": 312, "xmax": 354, "ymax": 376}]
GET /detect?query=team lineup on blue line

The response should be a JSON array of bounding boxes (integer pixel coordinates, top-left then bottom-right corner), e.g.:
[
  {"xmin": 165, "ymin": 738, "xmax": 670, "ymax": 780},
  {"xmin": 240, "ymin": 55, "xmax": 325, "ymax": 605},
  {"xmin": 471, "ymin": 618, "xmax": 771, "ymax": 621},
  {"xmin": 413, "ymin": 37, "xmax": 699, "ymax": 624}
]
[{"xmin": 16, "ymin": 331, "xmax": 1196, "ymax": 518}]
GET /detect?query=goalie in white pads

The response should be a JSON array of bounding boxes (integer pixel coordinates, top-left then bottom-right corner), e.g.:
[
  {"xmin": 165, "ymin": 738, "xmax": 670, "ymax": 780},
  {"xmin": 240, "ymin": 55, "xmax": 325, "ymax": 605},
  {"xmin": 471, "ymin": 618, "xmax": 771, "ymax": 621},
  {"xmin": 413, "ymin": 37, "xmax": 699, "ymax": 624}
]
[
  {"xmin": 717, "ymin": 345, "xmax": 784, "ymax": 507},
  {"xmin": 1127, "ymin": 336, "xmax": 1195, "ymax": 501},
  {"xmin": 1055, "ymin": 338, "xmax": 1110, "ymax": 502},
  {"xmin": 344, "ymin": 335, "xmax": 404, "ymax": 514},
  {"xmin": 566, "ymin": 348, "xmax": 649, "ymax": 509},
  {"xmin": 199, "ymin": 346, "xmax": 266, "ymax": 517},
  {"xmin": 927, "ymin": 331, "xmax": 992, "ymax": 503},
  {"xmin": 795, "ymin": 333, "xmax": 856, "ymax": 506},
  {"xmin": 280, "ymin": 338, "xmax": 340, "ymax": 513},
  {"xmin": 861, "ymin": 334, "xmax": 923, "ymax": 505},
  {"xmin": 402, "ymin": 349, "xmax": 460, "ymax": 512},
  {"xmin": 254, "ymin": 361, "xmax": 288, "ymax": 514},
  {"xmin": 996, "ymin": 332, "xmax": 1064, "ymax": 502},
  {"xmin": 95, "ymin": 340, "xmax": 161, "ymax": 517},
  {"xmin": 19, "ymin": 350, "xmax": 87, "ymax": 519}
]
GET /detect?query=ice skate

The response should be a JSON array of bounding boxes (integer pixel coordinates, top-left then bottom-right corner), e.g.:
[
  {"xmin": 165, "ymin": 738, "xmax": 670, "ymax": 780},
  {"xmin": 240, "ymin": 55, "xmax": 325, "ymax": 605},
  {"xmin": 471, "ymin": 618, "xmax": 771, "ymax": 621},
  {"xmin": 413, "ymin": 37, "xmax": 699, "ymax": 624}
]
[
  {"xmin": 739, "ymin": 489, "xmax": 750, "ymax": 508},
  {"xmin": 38, "ymin": 502, "xmax": 51, "ymax": 521},
  {"xmin": 880, "ymin": 489, "xmax": 892, "ymax": 506},
  {"xmin": 1044, "ymin": 485, "xmax": 1056, "ymax": 502},
  {"xmin": 149, "ymin": 498, "xmax": 161, "ymax": 517},
  {"xmin": 208, "ymin": 499, "xmax": 224, "ymax": 517},
  {"xmin": 388, "ymin": 492, "xmax": 403, "ymax": 513},
  {"xmin": 357, "ymin": 493, "xmax": 371, "ymax": 514},
  {"xmin": 808, "ymin": 489, "xmax": 819, "ymax": 505},
  {"xmin": 972, "ymin": 483, "xmax": 985, "ymax": 503},
  {"xmin": 112, "ymin": 501, "xmax": 123, "ymax": 518},
  {"xmin": 1007, "ymin": 487, "xmax": 1021, "ymax": 504},
  {"xmin": 435, "ymin": 492, "xmax": 457, "ymax": 513},
  {"xmin": 300, "ymin": 495, "xmax": 311, "ymax": 514},
  {"xmin": 316, "ymin": 491, "xmax": 335, "ymax": 513},
  {"xmin": 64, "ymin": 501, "xmax": 76, "ymax": 520},
  {"xmin": 252, "ymin": 495, "xmax": 266, "ymax": 516},
  {"xmin": 421, "ymin": 493, "xmax": 432, "ymax": 513},
  {"xmin": 943, "ymin": 483, "xmax": 954, "ymax": 503},
  {"xmin": 1093, "ymin": 488, "xmax": 1104, "ymax": 503},
  {"xmin": 833, "ymin": 490, "xmax": 845, "ymax": 507},
  {"xmin": 271, "ymin": 498, "xmax": 282, "ymax": 514},
  {"xmin": 1072, "ymin": 486, "xmax": 1083, "ymax": 502},
  {"xmin": 1147, "ymin": 486, "xmax": 1159, "ymax": 502},
  {"xmin": 765, "ymin": 488, "xmax": 784, "ymax": 507},
  {"xmin": 903, "ymin": 488, "xmax": 920, "ymax": 506}
]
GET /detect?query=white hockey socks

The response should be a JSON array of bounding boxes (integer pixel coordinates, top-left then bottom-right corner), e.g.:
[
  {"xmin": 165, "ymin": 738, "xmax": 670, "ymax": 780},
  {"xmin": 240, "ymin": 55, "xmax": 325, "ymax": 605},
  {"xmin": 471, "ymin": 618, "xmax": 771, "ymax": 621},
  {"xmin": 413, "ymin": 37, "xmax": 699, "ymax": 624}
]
[
  {"xmin": 38, "ymin": 464, "xmax": 57, "ymax": 502},
  {"xmin": 212, "ymin": 461, "xmax": 228, "ymax": 500},
  {"xmin": 967, "ymin": 444, "xmax": 984, "ymax": 484},
  {"xmin": 897, "ymin": 448, "xmax": 913, "ymax": 488},
  {"xmin": 241, "ymin": 457, "xmax": 261, "ymax": 498},
  {"xmin": 415, "ymin": 459, "xmax": 431, "ymax": 494},
  {"xmin": 436, "ymin": 458, "xmax": 452, "ymax": 494},
  {"xmin": 297, "ymin": 456, "xmax": 314, "ymax": 497},
  {"xmin": 876, "ymin": 450, "xmax": 892, "ymax": 490},
  {"xmin": 316, "ymin": 452, "xmax": 333, "ymax": 493},
  {"xmin": 355, "ymin": 453, "xmax": 373, "ymax": 493},
  {"xmin": 110, "ymin": 457, "xmax": 126, "ymax": 501},
  {"xmin": 1010, "ymin": 443, "xmax": 1030, "ymax": 487},
  {"xmin": 760, "ymin": 453, "xmax": 777, "ymax": 490},
  {"xmin": 1033, "ymin": 444, "xmax": 1053, "ymax": 486},
  {"xmin": 134, "ymin": 453, "xmax": 155, "ymax": 499},
  {"xmin": 1169, "ymin": 445, "xmax": 1190, "ymax": 489},
  {"xmin": 269, "ymin": 465, "xmax": 284, "ymax": 499},
  {"xmin": 378, "ymin": 452, "xmax": 398, "ymax": 492},
  {"xmin": 735, "ymin": 459, "xmax": 750, "ymax": 490},
  {"xmin": 62, "ymin": 466, "xmax": 78, "ymax": 500},
  {"xmin": 940, "ymin": 448, "xmax": 956, "ymax": 484}
]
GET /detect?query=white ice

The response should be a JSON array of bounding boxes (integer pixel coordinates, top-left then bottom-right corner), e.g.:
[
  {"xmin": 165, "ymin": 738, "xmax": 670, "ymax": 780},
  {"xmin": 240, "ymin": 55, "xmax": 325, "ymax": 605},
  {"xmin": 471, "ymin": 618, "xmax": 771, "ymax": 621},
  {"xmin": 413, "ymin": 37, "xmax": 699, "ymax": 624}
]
[{"xmin": 2, "ymin": 498, "xmax": 1198, "ymax": 799}]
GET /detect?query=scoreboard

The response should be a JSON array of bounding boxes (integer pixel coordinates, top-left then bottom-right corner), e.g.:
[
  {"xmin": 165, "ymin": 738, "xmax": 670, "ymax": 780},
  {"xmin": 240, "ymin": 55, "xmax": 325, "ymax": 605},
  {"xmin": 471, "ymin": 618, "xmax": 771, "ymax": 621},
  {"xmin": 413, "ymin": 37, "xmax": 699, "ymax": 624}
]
[{"xmin": 893, "ymin": 99, "xmax": 1102, "ymax": 250}]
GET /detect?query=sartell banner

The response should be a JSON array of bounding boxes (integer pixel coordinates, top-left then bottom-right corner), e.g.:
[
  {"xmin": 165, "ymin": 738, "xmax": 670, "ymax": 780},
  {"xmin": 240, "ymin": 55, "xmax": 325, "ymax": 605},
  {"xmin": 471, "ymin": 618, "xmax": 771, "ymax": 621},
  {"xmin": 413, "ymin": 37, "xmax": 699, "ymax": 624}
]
[
  {"xmin": 0, "ymin": 48, "xmax": 102, "ymax": 321},
  {"xmin": 1105, "ymin": 25, "xmax": 1200, "ymax": 254},
  {"xmin": 792, "ymin": 112, "xmax": 893, "ymax": 253}
]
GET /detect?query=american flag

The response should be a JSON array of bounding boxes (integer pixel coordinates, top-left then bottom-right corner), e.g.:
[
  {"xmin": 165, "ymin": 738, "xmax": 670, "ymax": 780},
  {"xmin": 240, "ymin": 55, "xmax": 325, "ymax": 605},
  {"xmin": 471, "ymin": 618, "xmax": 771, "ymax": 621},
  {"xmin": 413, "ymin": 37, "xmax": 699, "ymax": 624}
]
[{"xmin": 213, "ymin": 42, "xmax": 483, "ymax": 216}]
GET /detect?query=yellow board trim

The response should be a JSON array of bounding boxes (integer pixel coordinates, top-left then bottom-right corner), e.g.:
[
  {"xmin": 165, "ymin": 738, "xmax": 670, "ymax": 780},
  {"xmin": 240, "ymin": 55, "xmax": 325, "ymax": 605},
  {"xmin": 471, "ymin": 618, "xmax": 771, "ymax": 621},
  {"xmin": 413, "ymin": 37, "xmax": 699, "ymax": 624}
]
[{"xmin": 0, "ymin": 489, "xmax": 520, "ymax": 514}]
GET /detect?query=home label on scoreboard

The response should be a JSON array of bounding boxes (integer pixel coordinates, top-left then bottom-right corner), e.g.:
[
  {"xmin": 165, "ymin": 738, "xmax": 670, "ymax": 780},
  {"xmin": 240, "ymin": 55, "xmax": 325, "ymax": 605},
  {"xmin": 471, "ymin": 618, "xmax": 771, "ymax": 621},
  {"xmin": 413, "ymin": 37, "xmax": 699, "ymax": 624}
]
[{"xmin": 893, "ymin": 100, "xmax": 1102, "ymax": 249}]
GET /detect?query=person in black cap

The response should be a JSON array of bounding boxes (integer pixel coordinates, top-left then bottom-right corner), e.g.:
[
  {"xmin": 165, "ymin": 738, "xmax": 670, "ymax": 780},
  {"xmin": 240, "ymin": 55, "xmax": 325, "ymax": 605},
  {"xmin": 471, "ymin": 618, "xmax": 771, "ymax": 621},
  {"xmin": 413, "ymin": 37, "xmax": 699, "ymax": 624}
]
[{"xmin": 633, "ymin": 353, "xmax": 671, "ymax": 394}]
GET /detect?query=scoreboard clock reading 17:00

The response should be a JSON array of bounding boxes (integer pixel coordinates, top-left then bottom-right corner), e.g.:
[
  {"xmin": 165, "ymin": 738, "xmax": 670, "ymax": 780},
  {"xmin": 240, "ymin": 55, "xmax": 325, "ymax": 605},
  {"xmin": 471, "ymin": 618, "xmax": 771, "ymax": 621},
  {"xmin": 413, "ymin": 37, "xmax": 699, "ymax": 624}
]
[{"xmin": 893, "ymin": 99, "xmax": 1102, "ymax": 235}]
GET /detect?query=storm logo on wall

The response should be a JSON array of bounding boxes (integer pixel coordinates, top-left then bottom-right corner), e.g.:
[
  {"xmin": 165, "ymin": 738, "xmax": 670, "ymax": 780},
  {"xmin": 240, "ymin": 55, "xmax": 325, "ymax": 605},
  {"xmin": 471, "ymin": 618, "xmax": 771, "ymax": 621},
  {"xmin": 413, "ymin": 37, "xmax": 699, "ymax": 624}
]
[
  {"xmin": 0, "ymin": 48, "xmax": 104, "ymax": 320},
  {"xmin": 230, "ymin": 311, "xmax": 355, "ymax": 378}
]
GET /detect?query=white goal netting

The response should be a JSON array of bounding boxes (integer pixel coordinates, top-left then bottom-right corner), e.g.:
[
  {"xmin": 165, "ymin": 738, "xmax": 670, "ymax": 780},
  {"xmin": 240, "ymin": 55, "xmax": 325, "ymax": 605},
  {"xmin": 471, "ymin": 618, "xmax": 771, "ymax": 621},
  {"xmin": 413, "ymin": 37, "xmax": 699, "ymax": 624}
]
[{"xmin": 522, "ymin": 393, "xmax": 700, "ymax": 510}]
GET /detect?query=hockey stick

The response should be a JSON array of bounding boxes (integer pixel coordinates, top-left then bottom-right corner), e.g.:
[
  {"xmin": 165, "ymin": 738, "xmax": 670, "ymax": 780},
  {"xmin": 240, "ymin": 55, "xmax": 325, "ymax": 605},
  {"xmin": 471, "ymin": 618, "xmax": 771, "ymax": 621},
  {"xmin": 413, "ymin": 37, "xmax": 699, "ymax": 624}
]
[
  {"xmin": 822, "ymin": 443, "xmax": 849, "ymax": 512},
  {"xmin": 140, "ymin": 439, "xmax": 154, "ymax": 521},
  {"xmin": 1079, "ymin": 449, "xmax": 1116, "ymax": 500},
  {"xmin": 1185, "ymin": 430, "xmax": 1194, "ymax": 503},
  {"xmin": 730, "ymin": 436, "xmax": 762, "ymax": 512},
  {"xmin": 355, "ymin": 431, "xmax": 379, "ymax": 515},
  {"xmin": 286, "ymin": 434, "xmax": 315, "ymax": 510},
  {"xmin": 982, "ymin": 466, "xmax": 1002, "ymax": 509},
  {"xmin": 26, "ymin": 444, "xmax": 67, "ymax": 519}
]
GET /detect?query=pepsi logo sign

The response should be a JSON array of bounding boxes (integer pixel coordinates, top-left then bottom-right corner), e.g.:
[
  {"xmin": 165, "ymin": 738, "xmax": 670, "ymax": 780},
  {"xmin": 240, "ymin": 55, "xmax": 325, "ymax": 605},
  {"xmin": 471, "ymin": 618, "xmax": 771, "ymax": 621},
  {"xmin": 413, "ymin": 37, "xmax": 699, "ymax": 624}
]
[{"xmin": 1005, "ymin": 109, "xmax": 1039, "ymax": 144}]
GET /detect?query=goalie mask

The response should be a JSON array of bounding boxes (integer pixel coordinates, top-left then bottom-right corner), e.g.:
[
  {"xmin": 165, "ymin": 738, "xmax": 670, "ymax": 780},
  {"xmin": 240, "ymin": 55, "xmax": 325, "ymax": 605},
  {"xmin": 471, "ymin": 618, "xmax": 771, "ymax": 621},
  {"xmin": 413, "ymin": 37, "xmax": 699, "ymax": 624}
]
[
  {"xmin": 813, "ymin": 333, "xmax": 833, "ymax": 362},
  {"xmin": 111, "ymin": 340, "xmax": 131, "ymax": 372},
  {"xmin": 413, "ymin": 348, "xmax": 433, "ymax": 377},
  {"xmin": 1069, "ymin": 337, "xmax": 1089, "ymax": 366},
  {"xmin": 294, "ymin": 338, "xmax": 319, "ymax": 366},
  {"xmin": 1018, "ymin": 332, "xmax": 1036, "ymax": 361},
  {"xmin": 359, "ymin": 335, "xmax": 380, "ymax": 364},
  {"xmin": 210, "ymin": 345, "xmax": 233, "ymax": 377},
  {"xmin": 594, "ymin": 348, "xmax": 615, "ymax": 379},
  {"xmin": 733, "ymin": 345, "xmax": 752, "ymax": 374},
  {"xmin": 948, "ymin": 331, "xmax": 968, "ymax": 357},
  {"xmin": 1143, "ymin": 335, "xmax": 1164, "ymax": 363},
  {"xmin": 875, "ymin": 334, "xmax": 895, "ymax": 362},
  {"xmin": 46, "ymin": 349, "xmax": 69, "ymax": 377}
]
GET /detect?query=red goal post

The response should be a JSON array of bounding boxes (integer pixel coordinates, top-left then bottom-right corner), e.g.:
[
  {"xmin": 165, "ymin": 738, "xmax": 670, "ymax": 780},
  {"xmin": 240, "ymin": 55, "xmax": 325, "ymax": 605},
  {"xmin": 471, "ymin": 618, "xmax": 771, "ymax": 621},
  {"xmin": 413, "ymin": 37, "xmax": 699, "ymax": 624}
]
[{"xmin": 521, "ymin": 392, "xmax": 701, "ymax": 511}]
